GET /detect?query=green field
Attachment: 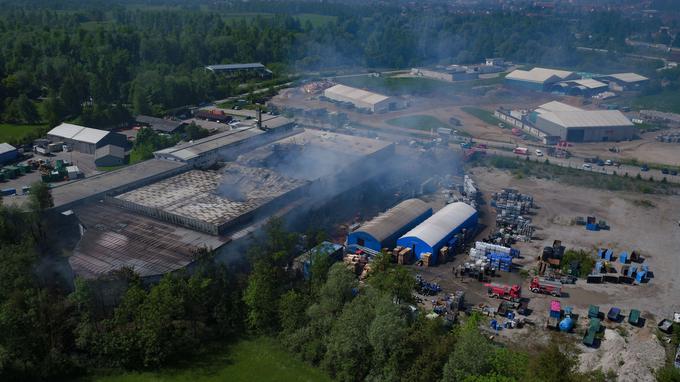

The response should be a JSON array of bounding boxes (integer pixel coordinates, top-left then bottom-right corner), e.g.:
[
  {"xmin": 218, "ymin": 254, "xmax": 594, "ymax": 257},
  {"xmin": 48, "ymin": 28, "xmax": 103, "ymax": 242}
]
[
  {"xmin": 0, "ymin": 123, "xmax": 48, "ymax": 145},
  {"xmin": 386, "ymin": 115, "xmax": 449, "ymax": 131},
  {"xmin": 461, "ymin": 107, "xmax": 504, "ymax": 126},
  {"xmin": 93, "ymin": 337, "xmax": 331, "ymax": 382}
]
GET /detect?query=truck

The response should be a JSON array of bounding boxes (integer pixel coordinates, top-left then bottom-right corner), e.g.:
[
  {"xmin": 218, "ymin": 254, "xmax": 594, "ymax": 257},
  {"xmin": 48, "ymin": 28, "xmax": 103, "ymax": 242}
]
[
  {"xmin": 513, "ymin": 147, "xmax": 529, "ymax": 155},
  {"xmin": 529, "ymin": 277, "xmax": 562, "ymax": 297},
  {"xmin": 485, "ymin": 283, "xmax": 521, "ymax": 302}
]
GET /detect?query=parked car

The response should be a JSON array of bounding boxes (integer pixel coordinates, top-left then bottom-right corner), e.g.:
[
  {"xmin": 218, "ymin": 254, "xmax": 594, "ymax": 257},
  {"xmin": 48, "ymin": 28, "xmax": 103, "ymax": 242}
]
[
  {"xmin": 662, "ymin": 168, "xmax": 670, "ymax": 175},
  {"xmin": 604, "ymin": 160, "xmax": 613, "ymax": 166},
  {"xmin": 582, "ymin": 163, "xmax": 592, "ymax": 170},
  {"xmin": 641, "ymin": 164, "xmax": 649, "ymax": 172},
  {"xmin": 597, "ymin": 160, "xmax": 605, "ymax": 166},
  {"xmin": 535, "ymin": 149, "xmax": 543, "ymax": 157},
  {"xmin": 671, "ymin": 170, "xmax": 678, "ymax": 176}
]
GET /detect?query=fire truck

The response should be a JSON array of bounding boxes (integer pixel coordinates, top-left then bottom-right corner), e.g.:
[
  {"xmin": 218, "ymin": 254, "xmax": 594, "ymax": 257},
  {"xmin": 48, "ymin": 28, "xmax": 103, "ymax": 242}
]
[
  {"xmin": 485, "ymin": 283, "xmax": 521, "ymax": 302},
  {"xmin": 529, "ymin": 277, "xmax": 562, "ymax": 297}
]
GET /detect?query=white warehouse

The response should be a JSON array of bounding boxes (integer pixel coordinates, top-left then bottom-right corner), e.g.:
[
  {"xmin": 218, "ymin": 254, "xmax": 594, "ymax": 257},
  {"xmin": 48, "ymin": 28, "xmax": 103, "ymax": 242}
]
[{"xmin": 323, "ymin": 84, "xmax": 404, "ymax": 113}]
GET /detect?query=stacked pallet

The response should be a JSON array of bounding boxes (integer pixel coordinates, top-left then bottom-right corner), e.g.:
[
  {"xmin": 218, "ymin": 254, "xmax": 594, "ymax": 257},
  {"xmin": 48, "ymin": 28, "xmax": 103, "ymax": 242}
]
[
  {"xmin": 397, "ymin": 247, "xmax": 413, "ymax": 265},
  {"xmin": 439, "ymin": 246, "xmax": 450, "ymax": 263},
  {"xmin": 422, "ymin": 252, "xmax": 434, "ymax": 267}
]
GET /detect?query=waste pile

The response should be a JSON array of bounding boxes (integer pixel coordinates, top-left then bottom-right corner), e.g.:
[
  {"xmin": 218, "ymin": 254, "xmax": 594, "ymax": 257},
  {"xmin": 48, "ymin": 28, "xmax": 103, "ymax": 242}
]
[
  {"xmin": 588, "ymin": 249, "xmax": 650, "ymax": 285},
  {"xmin": 462, "ymin": 175, "xmax": 479, "ymax": 209},
  {"xmin": 656, "ymin": 132, "xmax": 680, "ymax": 143},
  {"xmin": 468, "ymin": 241, "xmax": 518, "ymax": 273},
  {"xmin": 490, "ymin": 188, "xmax": 535, "ymax": 242},
  {"xmin": 416, "ymin": 274, "xmax": 442, "ymax": 296}
]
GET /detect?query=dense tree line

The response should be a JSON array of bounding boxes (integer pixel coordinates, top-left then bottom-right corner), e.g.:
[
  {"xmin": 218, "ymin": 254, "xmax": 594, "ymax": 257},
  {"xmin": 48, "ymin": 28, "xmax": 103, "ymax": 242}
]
[{"xmin": 0, "ymin": 2, "xmax": 660, "ymax": 131}]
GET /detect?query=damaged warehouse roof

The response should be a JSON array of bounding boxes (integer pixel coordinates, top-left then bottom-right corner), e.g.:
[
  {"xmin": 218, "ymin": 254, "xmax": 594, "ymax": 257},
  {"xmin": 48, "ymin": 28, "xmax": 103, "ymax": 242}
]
[
  {"xmin": 347, "ymin": 199, "xmax": 433, "ymax": 251},
  {"xmin": 113, "ymin": 165, "xmax": 309, "ymax": 235},
  {"xmin": 69, "ymin": 202, "xmax": 227, "ymax": 279}
]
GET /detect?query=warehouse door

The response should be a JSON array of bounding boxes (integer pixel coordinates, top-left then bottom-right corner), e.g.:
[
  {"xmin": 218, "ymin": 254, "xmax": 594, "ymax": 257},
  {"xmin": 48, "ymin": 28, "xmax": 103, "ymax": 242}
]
[{"xmin": 566, "ymin": 129, "xmax": 584, "ymax": 142}]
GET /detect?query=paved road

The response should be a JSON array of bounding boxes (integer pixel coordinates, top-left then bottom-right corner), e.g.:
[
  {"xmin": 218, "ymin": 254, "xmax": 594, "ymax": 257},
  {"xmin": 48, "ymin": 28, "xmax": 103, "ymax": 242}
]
[{"xmin": 481, "ymin": 147, "xmax": 680, "ymax": 184}]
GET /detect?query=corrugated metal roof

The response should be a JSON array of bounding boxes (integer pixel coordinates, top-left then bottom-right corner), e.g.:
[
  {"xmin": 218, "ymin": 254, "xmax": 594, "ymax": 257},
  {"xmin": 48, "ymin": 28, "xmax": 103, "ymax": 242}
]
[
  {"xmin": 608, "ymin": 73, "xmax": 648, "ymax": 83},
  {"xmin": 538, "ymin": 110, "xmax": 634, "ymax": 128},
  {"xmin": 136, "ymin": 115, "xmax": 184, "ymax": 133},
  {"xmin": 155, "ymin": 127, "xmax": 264, "ymax": 161},
  {"xmin": 400, "ymin": 202, "xmax": 477, "ymax": 248},
  {"xmin": 48, "ymin": 123, "xmax": 86, "ymax": 139},
  {"xmin": 569, "ymin": 79, "xmax": 608, "ymax": 89},
  {"xmin": 0, "ymin": 142, "xmax": 17, "ymax": 155},
  {"xmin": 324, "ymin": 84, "xmax": 390, "ymax": 105},
  {"xmin": 536, "ymin": 101, "xmax": 583, "ymax": 113},
  {"xmin": 353, "ymin": 199, "xmax": 432, "ymax": 243},
  {"xmin": 507, "ymin": 67, "xmax": 575, "ymax": 84},
  {"xmin": 48, "ymin": 123, "xmax": 110, "ymax": 144}
]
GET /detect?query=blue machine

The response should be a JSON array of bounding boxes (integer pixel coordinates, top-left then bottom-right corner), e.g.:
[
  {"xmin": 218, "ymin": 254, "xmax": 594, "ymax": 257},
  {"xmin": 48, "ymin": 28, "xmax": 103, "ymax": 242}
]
[{"xmin": 559, "ymin": 317, "xmax": 574, "ymax": 332}]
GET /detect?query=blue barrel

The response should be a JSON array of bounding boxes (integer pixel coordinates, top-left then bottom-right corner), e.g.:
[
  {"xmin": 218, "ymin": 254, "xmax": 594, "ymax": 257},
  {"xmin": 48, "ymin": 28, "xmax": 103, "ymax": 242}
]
[
  {"xmin": 507, "ymin": 312, "xmax": 515, "ymax": 320},
  {"xmin": 619, "ymin": 252, "xmax": 628, "ymax": 264},
  {"xmin": 559, "ymin": 317, "xmax": 574, "ymax": 332},
  {"xmin": 598, "ymin": 249, "xmax": 604, "ymax": 258},
  {"xmin": 605, "ymin": 249, "xmax": 613, "ymax": 261},
  {"xmin": 636, "ymin": 271, "xmax": 646, "ymax": 283},
  {"xmin": 490, "ymin": 320, "xmax": 498, "ymax": 330},
  {"xmin": 595, "ymin": 261, "xmax": 603, "ymax": 273}
]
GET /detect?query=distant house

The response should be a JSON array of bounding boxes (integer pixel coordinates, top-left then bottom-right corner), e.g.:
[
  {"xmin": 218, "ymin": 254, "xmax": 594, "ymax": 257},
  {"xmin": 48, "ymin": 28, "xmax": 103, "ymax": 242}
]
[
  {"xmin": 47, "ymin": 123, "xmax": 129, "ymax": 154},
  {"xmin": 135, "ymin": 115, "xmax": 184, "ymax": 134},
  {"xmin": 0, "ymin": 143, "xmax": 18, "ymax": 165},
  {"xmin": 94, "ymin": 145, "xmax": 126, "ymax": 167},
  {"xmin": 205, "ymin": 63, "xmax": 272, "ymax": 78}
]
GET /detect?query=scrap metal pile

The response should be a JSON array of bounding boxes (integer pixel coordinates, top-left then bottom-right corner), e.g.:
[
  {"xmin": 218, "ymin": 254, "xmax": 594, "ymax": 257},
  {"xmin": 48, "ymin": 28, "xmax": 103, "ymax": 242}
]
[
  {"xmin": 490, "ymin": 188, "xmax": 535, "ymax": 243},
  {"xmin": 656, "ymin": 132, "xmax": 680, "ymax": 143},
  {"xmin": 462, "ymin": 175, "xmax": 479, "ymax": 209}
]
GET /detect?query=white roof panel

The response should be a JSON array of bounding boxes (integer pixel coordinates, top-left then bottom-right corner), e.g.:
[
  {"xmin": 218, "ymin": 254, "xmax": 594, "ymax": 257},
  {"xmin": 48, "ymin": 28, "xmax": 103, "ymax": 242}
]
[
  {"xmin": 0, "ymin": 143, "xmax": 17, "ymax": 155},
  {"xmin": 536, "ymin": 101, "xmax": 583, "ymax": 113},
  {"xmin": 507, "ymin": 67, "xmax": 576, "ymax": 84},
  {"xmin": 538, "ymin": 110, "xmax": 633, "ymax": 128},
  {"xmin": 48, "ymin": 123, "xmax": 86, "ymax": 139},
  {"xmin": 399, "ymin": 202, "xmax": 477, "ymax": 247},
  {"xmin": 73, "ymin": 128, "xmax": 110, "ymax": 144},
  {"xmin": 324, "ymin": 84, "xmax": 390, "ymax": 105},
  {"xmin": 609, "ymin": 73, "xmax": 648, "ymax": 83},
  {"xmin": 570, "ymin": 78, "xmax": 608, "ymax": 89}
]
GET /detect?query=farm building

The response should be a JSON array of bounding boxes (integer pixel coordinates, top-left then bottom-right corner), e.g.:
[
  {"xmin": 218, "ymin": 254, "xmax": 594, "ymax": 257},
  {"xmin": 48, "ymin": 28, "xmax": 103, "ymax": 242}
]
[
  {"xmin": 595, "ymin": 72, "xmax": 649, "ymax": 91},
  {"xmin": 347, "ymin": 199, "xmax": 433, "ymax": 251},
  {"xmin": 530, "ymin": 101, "xmax": 634, "ymax": 142},
  {"xmin": 323, "ymin": 84, "xmax": 404, "ymax": 113},
  {"xmin": 134, "ymin": 115, "xmax": 184, "ymax": 134},
  {"xmin": 397, "ymin": 202, "xmax": 477, "ymax": 263},
  {"xmin": 506, "ymin": 67, "xmax": 579, "ymax": 91},
  {"xmin": 94, "ymin": 144, "xmax": 126, "ymax": 167},
  {"xmin": 0, "ymin": 143, "xmax": 18, "ymax": 165},
  {"xmin": 205, "ymin": 63, "xmax": 272, "ymax": 78},
  {"xmin": 47, "ymin": 123, "xmax": 128, "ymax": 155}
]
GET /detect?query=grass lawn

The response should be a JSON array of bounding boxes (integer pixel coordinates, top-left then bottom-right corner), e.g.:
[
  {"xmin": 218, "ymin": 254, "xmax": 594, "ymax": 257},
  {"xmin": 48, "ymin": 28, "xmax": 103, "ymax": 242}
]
[
  {"xmin": 386, "ymin": 115, "xmax": 449, "ymax": 132},
  {"xmin": 461, "ymin": 107, "xmax": 504, "ymax": 126},
  {"xmin": 0, "ymin": 123, "xmax": 48, "ymax": 145},
  {"xmin": 92, "ymin": 337, "xmax": 330, "ymax": 382}
]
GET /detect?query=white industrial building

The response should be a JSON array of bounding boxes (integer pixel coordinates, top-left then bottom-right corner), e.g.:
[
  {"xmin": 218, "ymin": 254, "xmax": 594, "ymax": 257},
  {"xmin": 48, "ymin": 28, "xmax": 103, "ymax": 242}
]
[
  {"xmin": 595, "ymin": 72, "xmax": 649, "ymax": 91},
  {"xmin": 506, "ymin": 67, "xmax": 579, "ymax": 90},
  {"xmin": 531, "ymin": 101, "xmax": 634, "ymax": 142},
  {"xmin": 323, "ymin": 84, "xmax": 404, "ymax": 113},
  {"xmin": 47, "ymin": 123, "xmax": 128, "ymax": 154}
]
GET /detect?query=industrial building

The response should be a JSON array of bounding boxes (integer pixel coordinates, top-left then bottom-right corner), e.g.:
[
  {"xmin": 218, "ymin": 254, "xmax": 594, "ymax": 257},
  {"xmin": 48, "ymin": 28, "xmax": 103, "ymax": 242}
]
[
  {"xmin": 153, "ymin": 117, "xmax": 296, "ymax": 166},
  {"xmin": 411, "ymin": 67, "xmax": 479, "ymax": 82},
  {"xmin": 205, "ymin": 63, "xmax": 272, "ymax": 78},
  {"xmin": 397, "ymin": 202, "xmax": 478, "ymax": 263},
  {"xmin": 595, "ymin": 72, "xmax": 649, "ymax": 91},
  {"xmin": 323, "ymin": 84, "xmax": 404, "ymax": 113},
  {"xmin": 531, "ymin": 101, "xmax": 635, "ymax": 142},
  {"xmin": 347, "ymin": 199, "xmax": 433, "ymax": 251},
  {"xmin": 47, "ymin": 123, "xmax": 128, "ymax": 154},
  {"xmin": 59, "ymin": 128, "xmax": 394, "ymax": 279},
  {"xmin": 94, "ymin": 145, "xmax": 126, "ymax": 167},
  {"xmin": 0, "ymin": 143, "xmax": 18, "ymax": 165},
  {"xmin": 134, "ymin": 115, "xmax": 185, "ymax": 134},
  {"xmin": 549, "ymin": 78, "xmax": 609, "ymax": 97},
  {"xmin": 505, "ymin": 67, "xmax": 579, "ymax": 90}
]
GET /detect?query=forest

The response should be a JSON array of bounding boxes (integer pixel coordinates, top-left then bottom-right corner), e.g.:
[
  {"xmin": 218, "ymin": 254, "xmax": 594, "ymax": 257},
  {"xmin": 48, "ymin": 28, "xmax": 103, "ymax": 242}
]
[{"xmin": 0, "ymin": 1, "xmax": 665, "ymax": 132}]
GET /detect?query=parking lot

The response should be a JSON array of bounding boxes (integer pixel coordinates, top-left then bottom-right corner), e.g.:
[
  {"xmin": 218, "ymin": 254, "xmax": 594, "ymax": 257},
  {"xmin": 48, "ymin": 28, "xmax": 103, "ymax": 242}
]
[{"xmin": 1, "ymin": 149, "xmax": 101, "ymax": 200}]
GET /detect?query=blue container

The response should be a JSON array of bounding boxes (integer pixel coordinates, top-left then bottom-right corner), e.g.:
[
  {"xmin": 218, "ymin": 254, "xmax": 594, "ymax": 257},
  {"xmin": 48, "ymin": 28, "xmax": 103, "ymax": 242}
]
[
  {"xmin": 586, "ymin": 223, "xmax": 599, "ymax": 231},
  {"xmin": 559, "ymin": 317, "xmax": 574, "ymax": 332},
  {"xmin": 550, "ymin": 310, "xmax": 561, "ymax": 319},
  {"xmin": 636, "ymin": 271, "xmax": 646, "ymax": 283},
  {"xmin": 564, "ymin": 306, "xmax": 573, "ymax": 316},
  {"xmin": 598, "ymin": 249, "xmax": 604, "ymax": 259},
  {"xmin": 490, "ymin": 320, "xmax": 498, "ymax": 330},
  {"xmin": 1, "ymin": 188, "xmax": 16, "ymax": 196},
  {"xmin": 507, "ymin": 312, "xmax": 515, "ymax": 320},
  {"xmin": 510, "ymin": 248, "xmax": 520, "ymax": 258},
  {"xmin": 605, "ymin": 249, "xmax": 613, "ymax": 261},
  {"xmin": 630, "ymin": 265, "xmax": 637, "ymax": 276},
  {"xmin": 619, "ymin": 252, "xmax": 628, "ymax": 264},
  {"xmin": 642, "ymin": 265, "xmax": 649, "ymax": 273}
]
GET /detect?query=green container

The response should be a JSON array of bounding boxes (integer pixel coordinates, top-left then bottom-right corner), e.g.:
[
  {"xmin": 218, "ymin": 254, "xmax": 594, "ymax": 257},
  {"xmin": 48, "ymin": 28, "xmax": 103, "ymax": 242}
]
[
  {"xmin": 0, "ymin": 172, "xmax": 6, "ymax": 182},
  {"xmin": 3, "ymin": 166, "xmax": 18, "ymax": 179},
  {"xmin": 55, "ymin": 159, "xmax": 64, "ymax": 169},
  {"xmin": 17, "ymin": 164, "xmax": 30, "ymax": 173}
]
